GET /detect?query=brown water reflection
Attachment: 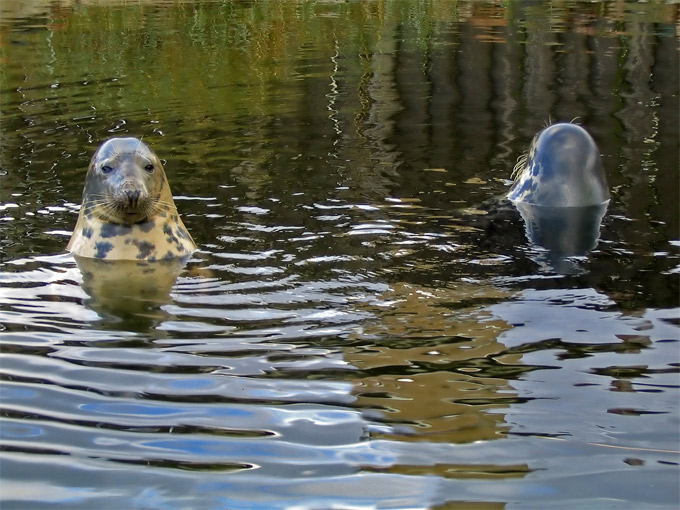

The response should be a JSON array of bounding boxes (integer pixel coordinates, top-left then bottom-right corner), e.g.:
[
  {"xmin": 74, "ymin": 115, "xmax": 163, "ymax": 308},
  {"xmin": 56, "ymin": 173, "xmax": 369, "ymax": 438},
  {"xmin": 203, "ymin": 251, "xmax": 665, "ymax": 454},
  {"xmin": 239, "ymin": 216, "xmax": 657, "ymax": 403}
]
[{"xmin": 350, "ymin": 282, "xmax": 517, "ymax": 443}]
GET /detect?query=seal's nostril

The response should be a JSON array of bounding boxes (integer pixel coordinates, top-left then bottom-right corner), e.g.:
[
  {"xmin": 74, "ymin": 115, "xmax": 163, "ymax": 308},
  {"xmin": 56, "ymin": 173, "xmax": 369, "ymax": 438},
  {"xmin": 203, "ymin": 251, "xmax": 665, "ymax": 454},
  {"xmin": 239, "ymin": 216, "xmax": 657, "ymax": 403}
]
[{"xmin": 125, "ymin": 189, "xmax": 141, "ymax": 207}]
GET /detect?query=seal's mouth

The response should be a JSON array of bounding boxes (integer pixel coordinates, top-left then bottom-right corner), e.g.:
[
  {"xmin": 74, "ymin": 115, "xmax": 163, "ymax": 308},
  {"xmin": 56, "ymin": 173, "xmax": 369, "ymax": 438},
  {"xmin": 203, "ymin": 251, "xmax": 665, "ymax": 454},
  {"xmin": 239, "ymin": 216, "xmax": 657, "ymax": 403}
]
[
  {"xmin": 92, "ymin": 193, "xmax": 152, "ymax": 224},
  {"xmin": 117, "ymin": 202, "xmax": 150, "ymax": 223},
  {"xmin": 86, "ymin": 189, "xmax": 165, "ymax": 225},
  {"xmin": 91, "ymin": 207, "xmax": 148, "ymax": 225}
]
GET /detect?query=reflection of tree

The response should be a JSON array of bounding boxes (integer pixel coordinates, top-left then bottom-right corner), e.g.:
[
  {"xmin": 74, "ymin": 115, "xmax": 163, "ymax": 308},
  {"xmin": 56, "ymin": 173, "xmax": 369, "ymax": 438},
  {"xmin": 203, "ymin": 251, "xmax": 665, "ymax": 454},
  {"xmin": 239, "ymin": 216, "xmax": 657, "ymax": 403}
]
[
  {"xmin": 2, "ymin": 1, "xmax": 676, "ymax": 186},
  {"xmin": 1, "ymin": 0, "xmax": 677, "ymax": 293},
  {"xmin": 345, "ymin": 282, "xmax": 526, "ymax": 443}
]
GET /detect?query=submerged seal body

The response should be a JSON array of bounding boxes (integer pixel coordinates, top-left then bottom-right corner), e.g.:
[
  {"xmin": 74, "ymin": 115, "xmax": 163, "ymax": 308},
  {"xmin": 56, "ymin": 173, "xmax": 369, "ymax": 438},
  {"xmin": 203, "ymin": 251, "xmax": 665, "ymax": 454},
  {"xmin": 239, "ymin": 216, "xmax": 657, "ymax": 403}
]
[
  {"xmin": 68, "ymin": 137, "xmax": 197, "ymax": 260},
  {"xmin": 507, "ymin": 123, "xmax": 609, "ymax": 207}
]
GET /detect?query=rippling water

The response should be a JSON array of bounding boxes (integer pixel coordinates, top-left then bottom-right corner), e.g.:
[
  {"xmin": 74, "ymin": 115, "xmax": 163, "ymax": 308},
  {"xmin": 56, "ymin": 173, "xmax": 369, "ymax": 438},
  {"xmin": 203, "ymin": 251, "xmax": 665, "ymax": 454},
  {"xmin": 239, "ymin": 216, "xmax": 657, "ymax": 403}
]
[{"xmin": 1, "ymin": 1, "xmax": 679, "ymax": 509}]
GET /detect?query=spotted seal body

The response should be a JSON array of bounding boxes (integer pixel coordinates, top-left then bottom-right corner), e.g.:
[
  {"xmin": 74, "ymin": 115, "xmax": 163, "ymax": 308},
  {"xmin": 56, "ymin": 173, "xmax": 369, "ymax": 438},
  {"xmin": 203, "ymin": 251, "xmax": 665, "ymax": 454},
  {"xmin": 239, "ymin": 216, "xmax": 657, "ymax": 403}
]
[
  {"xmin": 67, "ymin": 138, "xmax": 197, "ymax": 260},
  {"xmin": 507, "ymin": 123, "xmax": 609, "ymax": 207}
]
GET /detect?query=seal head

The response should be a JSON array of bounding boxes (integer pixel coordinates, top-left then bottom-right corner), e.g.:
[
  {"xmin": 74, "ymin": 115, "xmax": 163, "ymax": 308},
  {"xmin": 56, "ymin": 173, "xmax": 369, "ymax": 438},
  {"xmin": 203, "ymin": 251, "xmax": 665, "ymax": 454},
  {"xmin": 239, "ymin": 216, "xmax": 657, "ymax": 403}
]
[
  {"xmin": 507, "ymin": 123, "xmax": 609, "ymax": 207},
  {"xmin": 67, "ymin": 137, "xmax": 197, "ymax": 260}
]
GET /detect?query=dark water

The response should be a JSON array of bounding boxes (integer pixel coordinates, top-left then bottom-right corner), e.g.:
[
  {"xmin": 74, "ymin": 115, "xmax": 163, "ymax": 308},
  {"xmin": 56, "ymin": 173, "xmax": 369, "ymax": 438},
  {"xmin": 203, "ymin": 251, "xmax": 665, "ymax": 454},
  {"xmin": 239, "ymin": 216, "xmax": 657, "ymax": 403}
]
[{"xmin": 1, "ymin": 1, "xmax": 679, "ymax": 508}]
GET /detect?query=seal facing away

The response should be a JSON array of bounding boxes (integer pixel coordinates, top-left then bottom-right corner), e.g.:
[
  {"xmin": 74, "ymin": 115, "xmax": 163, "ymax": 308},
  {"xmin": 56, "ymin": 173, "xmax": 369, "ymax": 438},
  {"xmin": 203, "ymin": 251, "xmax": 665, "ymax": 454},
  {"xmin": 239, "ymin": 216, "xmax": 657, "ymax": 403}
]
[
  {"xmin": 507, "ymin": 123, "xmax": 609, "ymax": 207},
  {"xmin": 506, "ymin": 123, "xmax": 610, "ymax": 271},
  {"xmin": 67, "ymin": 137, "xmax": 197, "ymax": 260}
]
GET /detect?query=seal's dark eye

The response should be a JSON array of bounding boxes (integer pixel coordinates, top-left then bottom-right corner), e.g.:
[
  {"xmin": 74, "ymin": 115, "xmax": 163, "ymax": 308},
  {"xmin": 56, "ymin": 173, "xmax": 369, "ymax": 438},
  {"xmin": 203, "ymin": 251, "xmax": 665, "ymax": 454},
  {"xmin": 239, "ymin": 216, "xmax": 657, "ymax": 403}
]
[
  {"xmin": 101, "ymin": 165, "xmax": 113, "ymax": 174},
  {"xmin": 144, "ymin": 164, "xmax": 155, "ymax": 173}
]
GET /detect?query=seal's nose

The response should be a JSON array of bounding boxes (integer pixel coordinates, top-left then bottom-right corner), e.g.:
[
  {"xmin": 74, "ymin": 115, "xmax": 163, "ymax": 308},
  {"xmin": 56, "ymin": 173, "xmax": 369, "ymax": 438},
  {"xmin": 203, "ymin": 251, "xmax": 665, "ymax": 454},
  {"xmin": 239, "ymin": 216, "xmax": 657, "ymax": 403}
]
[{"xmin": 125, "ymin": 189, "xmax": 141, "ymax": 207}]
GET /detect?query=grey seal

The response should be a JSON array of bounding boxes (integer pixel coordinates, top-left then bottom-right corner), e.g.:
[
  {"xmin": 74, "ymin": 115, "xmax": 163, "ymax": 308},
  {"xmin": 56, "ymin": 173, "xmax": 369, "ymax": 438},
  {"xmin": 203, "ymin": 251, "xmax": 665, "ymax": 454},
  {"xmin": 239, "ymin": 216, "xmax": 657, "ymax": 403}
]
[{"xmin": 68, "ymin": 137, "xmax": 196, "ymax": 260}]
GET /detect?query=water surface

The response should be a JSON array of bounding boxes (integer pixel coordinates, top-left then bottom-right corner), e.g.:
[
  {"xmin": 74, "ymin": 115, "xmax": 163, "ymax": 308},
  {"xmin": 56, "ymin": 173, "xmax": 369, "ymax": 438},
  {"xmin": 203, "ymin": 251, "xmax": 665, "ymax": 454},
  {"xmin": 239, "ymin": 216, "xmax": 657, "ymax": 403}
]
[{"xmin": 1, "ymin": 1, "xmax": 679, "ymax": 509}]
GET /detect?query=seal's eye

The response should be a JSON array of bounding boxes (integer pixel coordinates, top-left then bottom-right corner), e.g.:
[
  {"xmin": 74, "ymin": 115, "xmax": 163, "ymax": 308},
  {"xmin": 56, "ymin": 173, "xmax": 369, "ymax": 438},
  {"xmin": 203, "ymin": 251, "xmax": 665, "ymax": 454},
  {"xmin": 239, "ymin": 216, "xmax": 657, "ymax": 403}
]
[
  {"xmin": 144, "ymin": 164, "xmax": 155, "ymax": 173},
  {"xmin": 101, "ymin": 165, "xmax": 113, "ymax": 174}
]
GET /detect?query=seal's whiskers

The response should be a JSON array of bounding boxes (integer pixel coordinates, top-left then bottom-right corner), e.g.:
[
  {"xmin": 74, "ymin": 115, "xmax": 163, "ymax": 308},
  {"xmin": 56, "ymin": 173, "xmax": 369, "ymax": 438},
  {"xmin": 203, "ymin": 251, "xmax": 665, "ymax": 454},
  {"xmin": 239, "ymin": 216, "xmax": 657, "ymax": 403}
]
[{"xmin": 511, "ymin": 153, "xmax": 528, "ymax": 181}]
